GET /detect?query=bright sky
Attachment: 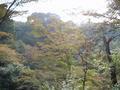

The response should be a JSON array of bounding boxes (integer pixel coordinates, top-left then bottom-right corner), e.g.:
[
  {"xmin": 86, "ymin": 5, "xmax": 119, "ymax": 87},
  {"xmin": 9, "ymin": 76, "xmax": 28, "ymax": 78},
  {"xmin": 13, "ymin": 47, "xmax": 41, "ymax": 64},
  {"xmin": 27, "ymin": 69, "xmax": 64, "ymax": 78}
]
[{"xmin": 13, "ymin": 0, "xmax": 107, "ymax": 24}]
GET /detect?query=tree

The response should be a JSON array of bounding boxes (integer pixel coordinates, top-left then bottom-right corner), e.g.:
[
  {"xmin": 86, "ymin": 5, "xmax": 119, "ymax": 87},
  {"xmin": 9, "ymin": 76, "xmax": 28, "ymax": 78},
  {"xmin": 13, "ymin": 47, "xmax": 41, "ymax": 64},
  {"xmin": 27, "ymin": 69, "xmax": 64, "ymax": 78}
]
[
  {"xmin": 0, "ymin": 44, "xmax": 40, "ymax": 90},
  {"xmin": 82, "ymin": 1, "xmax": 120, "ymax": 86},
  {"xmin": 20, "ymin": 13, "xmax": 87, "ymax": 89},
  {"xmin": 0, "ymin": 0, "xmax": 38, "ymax": 25}
]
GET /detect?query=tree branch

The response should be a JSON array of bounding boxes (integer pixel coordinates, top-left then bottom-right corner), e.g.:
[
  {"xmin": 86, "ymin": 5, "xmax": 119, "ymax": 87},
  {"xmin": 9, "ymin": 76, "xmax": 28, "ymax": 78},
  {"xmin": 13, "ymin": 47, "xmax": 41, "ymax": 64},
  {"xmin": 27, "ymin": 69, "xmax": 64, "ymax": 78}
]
[
  {"xmin": 108, "ymin": 33, "xmax": 120, "ymax": 43},
  {"xmin": 0, "ymin": 0, "xmax": 17, "ymax": 25}
]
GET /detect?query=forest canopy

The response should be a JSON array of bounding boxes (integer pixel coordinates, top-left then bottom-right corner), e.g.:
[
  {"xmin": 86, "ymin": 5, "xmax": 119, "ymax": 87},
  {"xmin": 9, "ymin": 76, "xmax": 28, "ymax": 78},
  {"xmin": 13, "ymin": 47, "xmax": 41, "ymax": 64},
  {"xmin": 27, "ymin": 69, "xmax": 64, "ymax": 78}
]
[{"xmin": 0, "ymin": 0, "xmax": 120, "ymax": 90}]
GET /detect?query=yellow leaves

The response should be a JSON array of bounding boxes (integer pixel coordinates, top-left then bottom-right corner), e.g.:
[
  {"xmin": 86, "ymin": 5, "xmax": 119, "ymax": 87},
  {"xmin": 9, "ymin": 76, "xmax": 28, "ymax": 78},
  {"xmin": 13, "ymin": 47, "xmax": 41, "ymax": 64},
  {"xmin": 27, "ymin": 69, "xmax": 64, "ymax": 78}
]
[
  {"xmin": 36, "ymin": 70, "xmax": 56, "ymax": 80},
  {"xmin": 0, "ymin": 32, "xmax": 12, "ymax": 44},
  {"xmin": 0, "ymin": 31, "xmax": 9, "ymax": 39},
  {"xmin": 24, "ymin": 45, "xmax": 39, "ymax": 60},
  {"xmin": 28, "ymin": 13, "xmax": 86, "ymax": 52},
  {"xmin": 0, "ymin": 44, "xmax": 21, "ymax": 65},
  {"xmin": 0, "ymin": 4, "xmax": 7, "ymax": 18},
  {"xmin": 27, "ymin": 16, "xmax": 86, "ymax": 62},
  {"xmin": 72, "ymin": 66, "xmax": 83, "ymax": 77},
  {"xmin": 20, "ymin": 67, "xmax": 35, "ymax": 77}
]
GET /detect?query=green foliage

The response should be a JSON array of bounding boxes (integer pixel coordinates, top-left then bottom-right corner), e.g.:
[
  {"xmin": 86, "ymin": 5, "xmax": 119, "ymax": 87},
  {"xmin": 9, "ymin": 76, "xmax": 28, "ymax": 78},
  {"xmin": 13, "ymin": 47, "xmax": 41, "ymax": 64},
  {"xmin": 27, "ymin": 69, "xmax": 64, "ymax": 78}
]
[
  {"xmin": 112, "ymin": 84, "xmax": 120, "ymax": 90},
  {"xmin": 0, "ymin": 44, "xmax": 40, "ymax": 90},
  {"xmin": 1, "ymin": 7, "xmax": 120, "ymax": 89}
]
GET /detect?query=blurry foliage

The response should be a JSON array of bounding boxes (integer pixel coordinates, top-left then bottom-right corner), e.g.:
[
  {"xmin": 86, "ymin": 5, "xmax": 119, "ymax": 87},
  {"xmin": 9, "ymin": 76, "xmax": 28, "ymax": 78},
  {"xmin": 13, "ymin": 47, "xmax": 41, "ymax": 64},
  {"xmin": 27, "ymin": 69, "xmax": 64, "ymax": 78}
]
[{"xmin": 0, "ymin": 1, "xmax": 120, "ymax": 88}]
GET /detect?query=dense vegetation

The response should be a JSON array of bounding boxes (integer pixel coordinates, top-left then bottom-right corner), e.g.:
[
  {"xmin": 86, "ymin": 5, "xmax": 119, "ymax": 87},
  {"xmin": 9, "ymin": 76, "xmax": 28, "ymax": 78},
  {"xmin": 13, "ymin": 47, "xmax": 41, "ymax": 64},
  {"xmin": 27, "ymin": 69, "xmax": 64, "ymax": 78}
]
[{"xmin": 0, "ymin": 0, "xmax": 120, "ymax": 90}]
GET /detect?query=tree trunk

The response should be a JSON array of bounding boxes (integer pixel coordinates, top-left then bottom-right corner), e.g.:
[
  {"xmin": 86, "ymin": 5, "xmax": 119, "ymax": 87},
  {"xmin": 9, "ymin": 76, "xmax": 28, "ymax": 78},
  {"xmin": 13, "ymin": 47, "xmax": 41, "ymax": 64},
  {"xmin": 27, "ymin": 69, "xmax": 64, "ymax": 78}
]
[
  {"xmin": 82, "ymin": 69, "xmax": 87, "ymax": 90},
  {"xmin": 82, "ymin": 62, "xmax": 87, "ymax": 90},
  {"xmin": 103, "ymin": 36, "xmax": 117, "ymax": 86}
]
